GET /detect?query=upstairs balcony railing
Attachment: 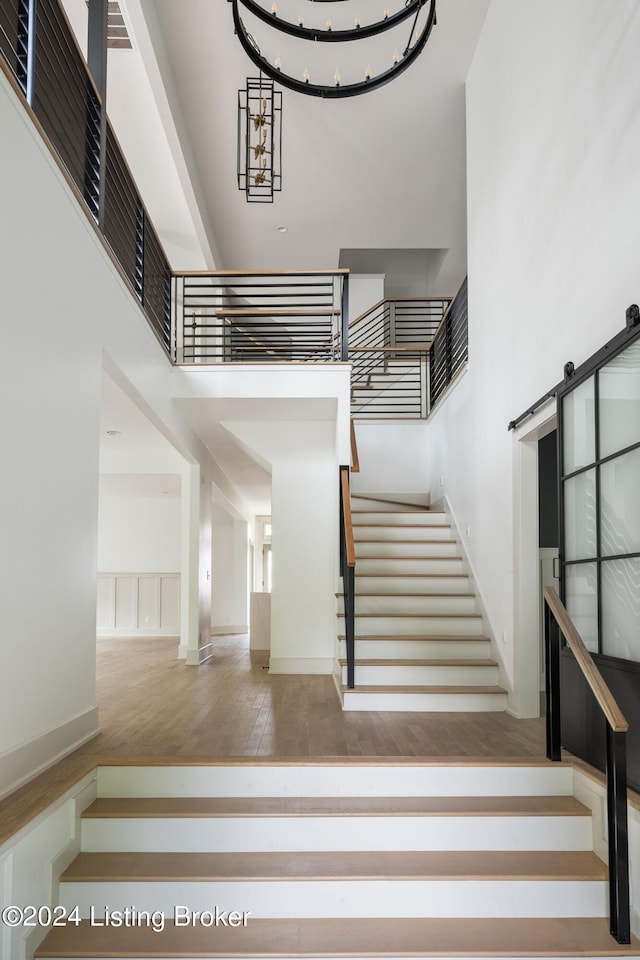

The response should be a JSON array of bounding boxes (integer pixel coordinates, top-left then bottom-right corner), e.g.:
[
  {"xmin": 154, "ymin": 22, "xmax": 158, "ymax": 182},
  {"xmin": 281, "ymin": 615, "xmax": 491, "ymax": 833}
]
[{"xmin": 172, "ymin": 270, "xmax": 349, "ymax": 364}]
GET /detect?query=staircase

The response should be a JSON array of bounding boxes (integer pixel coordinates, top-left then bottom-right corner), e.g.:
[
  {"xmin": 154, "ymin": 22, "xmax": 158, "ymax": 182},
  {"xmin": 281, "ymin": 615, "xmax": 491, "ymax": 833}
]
[
  {"xmin": 35, "ymin": 761, "xmax": 640, "ymax": 959},
  {"xmin": 337, "ymin": 495, "xmax": 507, "ymax": 712}
]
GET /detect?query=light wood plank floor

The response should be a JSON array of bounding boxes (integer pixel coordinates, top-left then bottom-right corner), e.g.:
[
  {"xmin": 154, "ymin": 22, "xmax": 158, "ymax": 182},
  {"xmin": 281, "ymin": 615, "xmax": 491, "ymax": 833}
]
[{"xmin": 1, "ymin": 634, "xmax": 547, "ymax": 845}]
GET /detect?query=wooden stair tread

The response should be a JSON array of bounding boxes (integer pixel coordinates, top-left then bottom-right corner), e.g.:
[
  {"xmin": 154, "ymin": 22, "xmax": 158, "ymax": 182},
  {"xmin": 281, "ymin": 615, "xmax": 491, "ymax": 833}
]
[
  {"xmin": 338, "ymin": 613, "xmax": 482, "ymax": 619},
  {"xmin": 353, "ymin": 523, "xmax": 451, "ymax": 529},
  {"xmin": 338, "ymin": 635, "xmax": 491, "ymax": 642},
  {"xmin": 352, "ymin": 510, "xmax": 444, "ymax": 516},
  {"xmin": 36, "ymin": 916, "xmax": 640, "ymax": 958},
  {"xmin": 60, "ymin": 850, "xmax": 607, "ymax": 882},
  {"xmin": 355, "ymin": 540, "xmax": 458, "ymax": 545},
  {"xmin": 338, "ymin": 659, "xmax": 497, "ymax": 668},
  {"xmin": 337, "ymin": 592, "xmax": 475, "ymax": 599},
  {"xmin": 82, "ymin": 795, "xmax": 590, "ymax": 819},
  {"xmin": 356, "ymin": 555, "xmax": 463, "ymax": 560},
  {"xmin": 342, "ymin": 684, "xmax": 506, "ymax": 695},
  {"xmin": 351, "ymin": 494, "xmax": 433, "ymax": 509},
  {"xmin": 356, "ymin": 573, "xmax": 468, "ymax": 578}
]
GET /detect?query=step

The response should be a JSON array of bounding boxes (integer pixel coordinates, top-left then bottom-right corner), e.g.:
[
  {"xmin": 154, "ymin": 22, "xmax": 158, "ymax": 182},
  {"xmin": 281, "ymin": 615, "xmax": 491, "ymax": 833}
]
[
  {"xmin": 342, "ymin": 613, "xmax": 485, "ymax": 636},
  {"xmin": 356, "ymin": 557, "xmax": 466, "ymax": 575},
  {"xmin": 354, "ymin": 524, "xmax": 454, "ymax": 541},
  {"xmin": 339, "ymin": 659, "xmax": 500, "ymax": 687},
  {"xmin": 57, "ymin": 850, "xmax": 608, "ymax": 918},
  {"xmin": 341, "ymin": 684, "xmax": 508, "ymax": 712},
  {"xmin": 355, "ymin": 574, "xmax": 470, "ymax": 594},
  {"xmin": 80, "ymin": 795, "xmax": 592, "ymax": 853},
  {"xmin": 351, "ymin": 512, "xmax": 447, "ymax": 526},
  {"xmin": 343, "ymin": 593, "xmax": 478, "ymax": 615},
  {"xmin": 339, "ymin": 635, "xmax": 492, "ymax": 659},
  {"xmin": 355, "ymin": 540, "xmax": 459, "ymax": 558},
  {"xmin": 350, "ymin": 494, "xmax": 431, "ymax": 511},
  {"xmin": 34, "ymin": 915, "xmax": 640, "ymax": 959},
  {"xmin": 95, "ymin": 763, "xmax": 575, "ymax": 799}
]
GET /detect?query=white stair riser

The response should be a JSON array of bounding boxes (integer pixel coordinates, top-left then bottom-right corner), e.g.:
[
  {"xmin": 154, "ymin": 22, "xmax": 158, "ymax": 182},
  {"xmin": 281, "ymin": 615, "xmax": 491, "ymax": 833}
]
[
  {"xmin": 355, "ymin": 541, "xmax": 459, "ymax": 558},
  {"xmin": 351, "ymin": 497, "xmax": 431, "ymax": 511},
  {"xmin": 341, "ymin": 663, "xmax": 499, "ymax": 686},
  {"xmin": 353, "ymin": 596, "xmax": 477, "ymax": 615},
  {"xmin": 350, "ymin": 615, "xmax": 484, "ymax": 636},
  {"xmin": 356, "ymin": 558, "xmax": 465, "ymax": 575},
  {"xmin": 342, "ymin": 690, "xmax": 508, "ymax": 712},
  {"xmin": 96, "ymin": 765, "xmax": 574, "ymax": 799},
  {"xmin": 80, "ymin": 815, "xmax": 592, "ymax": 854},
  {"xmin": 356, "ymin": 576, "xmax": 469, "ymax": 594},
  {"xmin": 352, "ymin": 513, "xmax": 446, "ymax": 526},
  {"xmin": 59, "ymin": 879, "xmax": 608, "ymax": 919},
  {"xmin": 348, "ymin": 639, "xmax": 491, "ymax": 659},
  {"xmin": 354, "ymin": 526, "xmax": 453, "ymax": 541}
]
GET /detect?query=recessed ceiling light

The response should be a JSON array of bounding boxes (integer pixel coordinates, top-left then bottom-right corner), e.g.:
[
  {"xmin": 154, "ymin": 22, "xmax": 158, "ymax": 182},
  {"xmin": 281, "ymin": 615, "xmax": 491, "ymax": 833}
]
[
  {"xmin": 105, "ymin": 430, "xmax": 121, "ymax": 437},
  {"xmin": 277, "ymin": 226, "xmax": 288, "ymax": 233}
]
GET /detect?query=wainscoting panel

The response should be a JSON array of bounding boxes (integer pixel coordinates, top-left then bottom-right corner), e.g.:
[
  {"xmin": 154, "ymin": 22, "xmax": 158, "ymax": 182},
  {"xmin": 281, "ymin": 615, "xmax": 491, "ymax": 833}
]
[{"xmin": 97, "ymin": 574, "xmax": 180, "ymax": 636}]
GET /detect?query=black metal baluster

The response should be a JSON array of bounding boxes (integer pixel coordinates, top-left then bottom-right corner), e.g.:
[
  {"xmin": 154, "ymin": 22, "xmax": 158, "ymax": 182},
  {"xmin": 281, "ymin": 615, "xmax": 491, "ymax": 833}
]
[{"xmin": 606, "ymin": 726, "xmax": 630, "ymax": 943}]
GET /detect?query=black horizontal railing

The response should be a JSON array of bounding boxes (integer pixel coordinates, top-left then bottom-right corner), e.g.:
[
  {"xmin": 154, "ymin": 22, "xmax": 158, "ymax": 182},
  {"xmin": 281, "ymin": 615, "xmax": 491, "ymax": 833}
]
[
  {"xmin": 430, "ymin": 276, "xmax": 468, "ymax": 409},
  {"xmin": 172, "ymin": 271, "xmax": 348, "ymax": 364},
  {"xmin": 0, "ymin": 0, "xmax": 172, "ymax": 354},
  {"xmin": 349, "ymin": 297, "xmax": 456, "ymax": 419}
]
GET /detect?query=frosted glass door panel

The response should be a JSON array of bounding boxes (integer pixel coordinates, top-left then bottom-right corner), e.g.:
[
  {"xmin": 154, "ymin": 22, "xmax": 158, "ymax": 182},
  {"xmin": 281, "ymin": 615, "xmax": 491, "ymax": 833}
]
[
  {"xmin": 563, "ymin": 377, "xmax": 595, "ymax": 474},
  {"xmin": 564, "ymin": 470, "xmax": 596, "ymax": 561},
  {"xmin": 601, "ymin": 447, "xmax": 640, "ymax": 557},
  {"xmin": 601, "ymin": 558, "xmax": 640, "ymax": 662},
  {"xmin": 599, "ymin": 341, "xmax": 640, "ymax": 459},
  {"xmin": 565, "ymin": 564, "xmax": 598, "ymax": 653}
]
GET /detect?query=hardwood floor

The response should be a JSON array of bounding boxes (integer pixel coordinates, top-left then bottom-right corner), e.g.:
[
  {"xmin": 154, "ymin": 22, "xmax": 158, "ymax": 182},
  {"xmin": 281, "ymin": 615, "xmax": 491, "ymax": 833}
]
[
  {"xmin": 0, "ymin": 633, "xmax": 548, "ymax": 845},
  {"xmin": 91, "ymin": 634, "xmax": 546, "ymax": 759}
]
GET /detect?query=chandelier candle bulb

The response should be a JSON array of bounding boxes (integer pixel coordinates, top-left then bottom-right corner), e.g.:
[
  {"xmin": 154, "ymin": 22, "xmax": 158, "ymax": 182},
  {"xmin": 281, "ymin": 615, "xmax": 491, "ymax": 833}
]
[
  {"xmin": 275, "ymin": 56, "xmax": 281, "ymax": 70},
  {"xmin": 354, "ymin": 15, "xmax": 361, "ymax": 28},
  {"xmin": 271, "ymin": 1, "xmax": 277, "ymax": 13},
  {"xmin": 384, "ymin": 7, "xmax": 390, "ymax": 18},
  {"xmin": 326, "ymin": 19, "xmax": 332, "ymax": 30},
  {"xmin": 393, "ymin": 48, "xmax": 399, "ymax": 63},
  {"xmin": 334, "ymin": 68, "xmax": 340, "ymax": 86},
  {"xmin": 365, "ymin": 64, "xmax": 372, "ymax": 80}
]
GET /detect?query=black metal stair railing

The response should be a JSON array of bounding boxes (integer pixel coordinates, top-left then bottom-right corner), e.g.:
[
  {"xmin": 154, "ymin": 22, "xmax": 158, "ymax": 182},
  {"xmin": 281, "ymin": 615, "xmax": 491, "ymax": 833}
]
[
  {"xmin": 544, "ymin": 586, "xmax": 630, "ymax": 945},
  {"xmin": 429, "ymin": 276, "xmax": 468, "ymax": 408},
  {"xmin": 349, "ymin": 297, "xmax": 451, "ymax": 419},
  {"xmin": 339, "ymin": 466, "xmax": 356, "ymax": 689}
]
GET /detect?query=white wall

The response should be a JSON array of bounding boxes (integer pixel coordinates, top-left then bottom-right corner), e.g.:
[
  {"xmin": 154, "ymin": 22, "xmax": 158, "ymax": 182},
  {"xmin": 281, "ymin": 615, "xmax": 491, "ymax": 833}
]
[
  {"xmin": 425, "ymin": 0, "xmax": 640, "ymax": 715},
  {"xmin": 351, "ymin": 422, "xmax": 430, "ymax": 499},
  {"xmin": 0, "ymin": 66, "xmax": 216, "ymax": 797},
  {"xmin": 211, "ymin": 506, "xmax": 249, "ymax": 634},
  {"xmin": 222, "ymin": 421, "xmax": 339, "ymax": 674},
  {"xmin": 97, "ymin": 493, "xmax": 181, "ymax": 572}
]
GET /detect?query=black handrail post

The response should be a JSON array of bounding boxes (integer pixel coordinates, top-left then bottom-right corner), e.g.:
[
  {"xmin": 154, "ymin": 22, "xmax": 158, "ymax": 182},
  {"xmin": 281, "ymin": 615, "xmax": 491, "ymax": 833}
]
[
  {"xmin": 87, "ymin": 0, "xmax": 108, "ymax": 229},
  {"xmin": 606, "ymin": 726, "xmax": 631, "ymax": 944},
  {"xmin": 346, "ymin": 563, "xmax": 355, "ymax": 688},
  {"xmin": 26, "ymin": 0, "xmax": 37, "ymax": 105},
  {"xmin": 341, "ymin": 275, "xmax": 349, "ymax": 362},
  {"xmin": 339, "ymin": 467, "xmax": 346, "ymax": 571},
  {"xmin": 544, "ymin": 598, "xmax": 562, "ymax": 761}
]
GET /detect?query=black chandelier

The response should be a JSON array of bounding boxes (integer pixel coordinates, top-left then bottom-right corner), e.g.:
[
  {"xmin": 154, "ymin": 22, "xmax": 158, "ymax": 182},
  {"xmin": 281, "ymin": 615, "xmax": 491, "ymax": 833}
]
[{"xmin": 228, "ymin": 0, "xmax": 437, "ymax": 99}]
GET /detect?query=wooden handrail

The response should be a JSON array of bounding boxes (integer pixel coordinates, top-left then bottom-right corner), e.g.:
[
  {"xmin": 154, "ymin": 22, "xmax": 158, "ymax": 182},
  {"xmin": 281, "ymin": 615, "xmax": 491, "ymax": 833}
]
[
  {"xmin": 350, "ymin": 420, "xmax": 360, "ymax": 474},
  {"xmin": 341, "ymin": 470, "xmax": 355, "ymax": 568},
  {"xmin": 544, "ymin": 587, "xmax": 628, "ymax": 733},
  {"xmin": 174, "ymin": 268, "xmax": 350, "ymax": 277}
]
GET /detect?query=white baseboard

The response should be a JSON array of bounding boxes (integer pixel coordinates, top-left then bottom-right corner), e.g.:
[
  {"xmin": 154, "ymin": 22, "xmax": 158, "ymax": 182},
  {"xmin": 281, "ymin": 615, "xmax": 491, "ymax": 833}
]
[
  {"xmin": 178, "ymin": 643, "xmax": 214, "ymax": 665},
  {"xmin": 269, "ymin": 657, "xmax": 333, "ymax": 675},
  {"xmin": 97, "ymin": 630, "xmax": 179, "ymax": 639},
  {"xmin": 211, "ymin": 625, "xmax": 248, "ymax": 636},
  {"xmin": 0, "ymin": 708, "xmax": 99, "ymax": 802}
]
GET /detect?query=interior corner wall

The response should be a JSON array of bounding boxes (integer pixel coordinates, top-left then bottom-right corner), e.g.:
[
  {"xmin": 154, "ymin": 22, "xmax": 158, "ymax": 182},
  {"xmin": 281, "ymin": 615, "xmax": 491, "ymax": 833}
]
[
  {"xmin": 350, "ymin": 421, "xmax": 429, "ymax": 497},
  {"xmin": 0, "ymin": 68, "xmax": 213, "ymax": 796},
  {"xmin": 425, "ymin": 0, "xmax": 640, "ymax": 714}
]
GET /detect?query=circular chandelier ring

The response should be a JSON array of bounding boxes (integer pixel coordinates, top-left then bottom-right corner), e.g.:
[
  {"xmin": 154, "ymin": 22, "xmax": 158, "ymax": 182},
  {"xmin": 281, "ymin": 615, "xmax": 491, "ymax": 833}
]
[
  {"xmin": 230, "ymin": 0, "xmax": 437, "ymax": 98},
  {"xmin": 236, "ymin": 0, "xmax": 427, "ymax": 43}
]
